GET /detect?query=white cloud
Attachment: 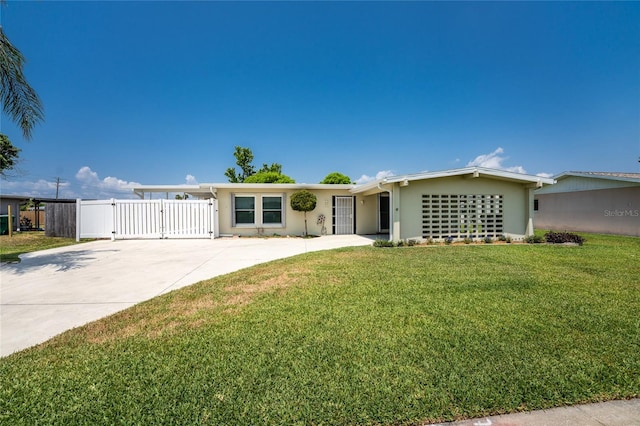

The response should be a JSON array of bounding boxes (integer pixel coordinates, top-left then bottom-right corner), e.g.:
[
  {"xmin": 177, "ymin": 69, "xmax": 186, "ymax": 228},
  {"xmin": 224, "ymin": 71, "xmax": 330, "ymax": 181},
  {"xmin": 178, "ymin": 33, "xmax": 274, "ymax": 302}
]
[
  {"xmin": 466, "ymin": 147, "xmax": 527, "ymax": 174},
  {"xmin": 185, "ymin": 174, "xmax": 198, "ymax": 185},
  {"xmin": 2, "ymin": 167, "xmax": 137, "ymax": 199},
  {"xmin": 75, "ymin": 166, "xmax": 140, "ymax": 198},
  {"xmin": 354, "ymin": 170, "xmax": 395, "ymax": 184},
  {"xmin": 536, "ymin": 172, "xmax": 554, "ymax": 178},
  {"xmin": 1, "ymin": 178, "xmax": 68, "ymax": 198}
]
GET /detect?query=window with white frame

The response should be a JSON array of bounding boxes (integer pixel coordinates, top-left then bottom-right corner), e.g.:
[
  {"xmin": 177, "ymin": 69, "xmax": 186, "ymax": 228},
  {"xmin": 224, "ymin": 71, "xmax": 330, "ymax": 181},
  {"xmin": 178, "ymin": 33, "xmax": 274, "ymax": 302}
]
[{"xmin": 232, "ymin": 194, "xmax": 285, "ymax": 227}]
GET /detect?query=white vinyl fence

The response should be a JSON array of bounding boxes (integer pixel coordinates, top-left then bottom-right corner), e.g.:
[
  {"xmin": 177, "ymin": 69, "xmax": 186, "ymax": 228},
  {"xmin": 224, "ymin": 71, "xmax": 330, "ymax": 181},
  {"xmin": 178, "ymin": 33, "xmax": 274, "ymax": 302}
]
[{"xmin": 77, "ymin": 199, "xmax": 218, "ymax": 240}]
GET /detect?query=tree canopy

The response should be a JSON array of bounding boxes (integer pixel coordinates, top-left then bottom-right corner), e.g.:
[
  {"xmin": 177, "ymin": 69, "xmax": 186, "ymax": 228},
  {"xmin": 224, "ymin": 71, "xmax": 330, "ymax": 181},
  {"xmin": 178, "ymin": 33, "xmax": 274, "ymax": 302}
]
[
  {"xmin": 225, "ymin": 146, "xmax": 293, "ymax": 183},
  {"xmin": 244, "ymin": 171, "xmax": 295, "ymax": 184},
  {"xmin": 320, "ymin": 172, "xmax": 351, "ymax": 184},
  {"xmin": 0, "ymin": 133, "xmax": 20, "ymax": 177}
]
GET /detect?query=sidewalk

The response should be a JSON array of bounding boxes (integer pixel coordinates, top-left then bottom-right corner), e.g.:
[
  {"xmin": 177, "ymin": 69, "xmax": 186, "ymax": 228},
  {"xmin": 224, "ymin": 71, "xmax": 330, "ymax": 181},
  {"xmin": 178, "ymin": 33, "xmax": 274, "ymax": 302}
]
[{"xmin": 431, "ymin": 398, "xmax": 640, "ymax": 426}]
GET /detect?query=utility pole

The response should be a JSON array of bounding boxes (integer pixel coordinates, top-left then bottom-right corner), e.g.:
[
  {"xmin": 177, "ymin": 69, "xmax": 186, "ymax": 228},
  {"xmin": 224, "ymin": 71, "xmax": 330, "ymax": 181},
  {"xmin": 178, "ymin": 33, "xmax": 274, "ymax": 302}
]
[{"xmin": 55, "ymin": 177, "xmax": 61, "ymax": 199}]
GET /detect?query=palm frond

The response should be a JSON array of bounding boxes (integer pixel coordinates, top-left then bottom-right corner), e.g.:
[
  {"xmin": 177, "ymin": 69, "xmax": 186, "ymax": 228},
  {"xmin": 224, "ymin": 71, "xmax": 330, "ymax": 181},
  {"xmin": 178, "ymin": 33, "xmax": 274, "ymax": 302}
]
[{"xmin": 0, "ymin": 26, "xmax": 44, "ymax": 140}]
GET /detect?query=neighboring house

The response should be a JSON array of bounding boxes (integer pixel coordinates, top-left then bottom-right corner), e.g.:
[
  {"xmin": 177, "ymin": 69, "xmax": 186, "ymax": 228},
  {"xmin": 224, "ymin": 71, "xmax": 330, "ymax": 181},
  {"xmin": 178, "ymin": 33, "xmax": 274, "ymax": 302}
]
[
  {"xmin": 133, "ymin": 167, "xmax": 554, "ymax": 242},
  {"xmin": 0, "ymin": 195, "xmax": 31, "ymax": 232},
  {"xmin": 534, "ymin": 171, "xmax": 640, "ymax": 237}
]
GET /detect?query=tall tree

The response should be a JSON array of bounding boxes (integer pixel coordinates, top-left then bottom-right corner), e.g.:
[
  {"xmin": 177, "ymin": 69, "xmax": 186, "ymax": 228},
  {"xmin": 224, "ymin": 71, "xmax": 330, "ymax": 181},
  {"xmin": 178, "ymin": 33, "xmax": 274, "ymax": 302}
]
[
  {"xmin": 0, "ymin": 20, "xmax": 44, "ymax": 177},
  {"xmin": 224, "ymin": 146, "xmax": 288, "ymax": 183},
  {"xmin": 0, "ymin": 26, "xmax": 44, "ymax": 140},
  {"xmin": 225, "ymin": 146, "xmax": 256, "ymax": 183}
]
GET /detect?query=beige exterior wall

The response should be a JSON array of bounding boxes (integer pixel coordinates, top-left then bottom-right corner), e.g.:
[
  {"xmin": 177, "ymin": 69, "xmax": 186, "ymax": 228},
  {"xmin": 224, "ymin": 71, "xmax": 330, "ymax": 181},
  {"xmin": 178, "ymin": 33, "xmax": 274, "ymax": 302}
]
[
  {"xmin": 356, "ymin": 194, "xmax": 380, "ymax": 235},
  {"xmin": 395, "ymin": 176, "xmax": 533, "ymax": 241},
  {"xmin": 535, "ymin": 187, "xmax": 640, "ymax": 237},
  {"xmin": 216, "ymin": 187, "xmax": 377, "ymax": 237}
]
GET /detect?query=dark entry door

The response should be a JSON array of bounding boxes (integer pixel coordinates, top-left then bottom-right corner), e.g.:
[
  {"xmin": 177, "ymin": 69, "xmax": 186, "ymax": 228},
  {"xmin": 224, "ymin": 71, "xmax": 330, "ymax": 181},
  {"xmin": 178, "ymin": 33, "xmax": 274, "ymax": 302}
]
[{"xmin": 379, "ymin": 193, "xmax": 390, "ymax": 233}]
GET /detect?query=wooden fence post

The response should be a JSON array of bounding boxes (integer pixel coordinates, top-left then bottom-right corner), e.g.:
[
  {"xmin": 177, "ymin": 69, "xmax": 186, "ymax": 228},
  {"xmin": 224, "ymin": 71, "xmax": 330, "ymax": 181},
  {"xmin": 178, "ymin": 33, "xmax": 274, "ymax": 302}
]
[{"xmin": 8, "ymin": 205, "xmax": 12, "ymax": 237}]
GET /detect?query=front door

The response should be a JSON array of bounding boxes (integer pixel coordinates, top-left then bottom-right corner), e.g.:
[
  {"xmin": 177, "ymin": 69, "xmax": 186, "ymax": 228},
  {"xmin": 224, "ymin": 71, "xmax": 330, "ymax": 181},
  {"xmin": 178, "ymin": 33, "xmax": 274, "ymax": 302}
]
[
  {"xmin": 378, "ymin": 193, "xmax": 390, "ymax": 233},
  {"xmin": 333, "ymin": 196, "xmax": 354, "ymax": 234}
]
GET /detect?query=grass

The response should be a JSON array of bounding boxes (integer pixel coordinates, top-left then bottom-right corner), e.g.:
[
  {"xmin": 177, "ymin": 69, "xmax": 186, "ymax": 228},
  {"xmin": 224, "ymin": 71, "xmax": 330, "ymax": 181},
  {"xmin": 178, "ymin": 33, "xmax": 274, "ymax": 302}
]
[
  {"xmin": 1, "ymin": 233, "xmax": 638, "ymax": 425},
  {"xmin": 0, "ymin": 231, "xmax": 85, "ymax": 263}
]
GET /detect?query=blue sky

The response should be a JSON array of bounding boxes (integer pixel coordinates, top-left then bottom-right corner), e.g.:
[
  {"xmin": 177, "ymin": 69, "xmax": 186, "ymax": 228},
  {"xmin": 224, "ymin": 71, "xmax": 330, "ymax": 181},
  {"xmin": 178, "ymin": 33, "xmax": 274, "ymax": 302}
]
[{"xmin": 1, "ymin": 1, "xmax": 638, "ymax": 199}]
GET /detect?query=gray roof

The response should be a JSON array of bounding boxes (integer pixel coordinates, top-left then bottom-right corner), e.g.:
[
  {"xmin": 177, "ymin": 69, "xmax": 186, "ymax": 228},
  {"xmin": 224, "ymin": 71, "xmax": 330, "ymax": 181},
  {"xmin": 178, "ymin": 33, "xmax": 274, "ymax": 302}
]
[{"xmin": 558, "ymin": 171, "xmax": 640, "ymax": 183}]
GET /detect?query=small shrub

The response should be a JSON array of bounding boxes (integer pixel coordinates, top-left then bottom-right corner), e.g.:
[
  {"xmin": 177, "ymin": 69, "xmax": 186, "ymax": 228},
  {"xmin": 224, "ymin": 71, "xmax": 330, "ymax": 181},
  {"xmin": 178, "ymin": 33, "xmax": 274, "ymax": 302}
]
[
  {"xmin": 484, "ymin": 236, "xmax": 493, "ymax": 244},
  {"xmin": 505, "ymin": 236, "xmax": 512, "ymax": 244},
  {"xmin": 544, "ymin": 231, "xmax": 585, "ymax": 245},
  {"xmin": 407, "ymin": 239, "xmax": 418, "ymax": 247},
  {"xmin": 426, "ymin": 237, "xmax": 435, "ymax": 245},
  {"xmin": 373, "ymin": 240, "xmax": 396, "ymax": 248},
  {"xmin": 396, "ymin": 240, "xmax": 405, "ymax": 247},
  {"xmin": 444, "ymin": 236, "xmax": 454, "ymax": 245},
  {"xmin": 498, "ymin": 234, "xmax": 507, "ymax": 242},
  {"xmin": 525, "ymin": 235, "xmax": 545, "ymax": 244},
  {"xmin": 463, "ymin": 237, "xmax": 473, "ymax": 244}
]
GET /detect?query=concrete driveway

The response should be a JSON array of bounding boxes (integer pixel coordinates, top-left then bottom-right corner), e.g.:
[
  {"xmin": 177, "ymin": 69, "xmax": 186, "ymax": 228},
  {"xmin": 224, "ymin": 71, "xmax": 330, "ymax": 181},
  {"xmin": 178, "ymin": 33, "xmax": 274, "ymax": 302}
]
[{"xmin": 1, "ymin": 235, "xmax": 375, "ymax": 357}]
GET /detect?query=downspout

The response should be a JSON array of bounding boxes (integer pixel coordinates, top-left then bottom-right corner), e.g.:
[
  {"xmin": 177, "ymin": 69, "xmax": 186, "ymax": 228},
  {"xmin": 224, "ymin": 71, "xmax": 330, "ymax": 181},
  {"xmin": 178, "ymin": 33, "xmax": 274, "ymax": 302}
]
[{"xmin": 377, "ymin": 181, "xmax": 394, "ymax": 241}]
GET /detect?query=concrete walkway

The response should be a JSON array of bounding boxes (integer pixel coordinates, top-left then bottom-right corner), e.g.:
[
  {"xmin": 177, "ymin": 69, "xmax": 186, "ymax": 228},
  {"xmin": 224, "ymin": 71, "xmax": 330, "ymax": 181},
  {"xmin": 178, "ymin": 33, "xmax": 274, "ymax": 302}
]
[
  {"xmin": 1, "ymin": 235, "xmax": 375, "ymax": 357},
  {"xmin": 431, "ymin": 398, "xmax": 640, "ymax": 426}
]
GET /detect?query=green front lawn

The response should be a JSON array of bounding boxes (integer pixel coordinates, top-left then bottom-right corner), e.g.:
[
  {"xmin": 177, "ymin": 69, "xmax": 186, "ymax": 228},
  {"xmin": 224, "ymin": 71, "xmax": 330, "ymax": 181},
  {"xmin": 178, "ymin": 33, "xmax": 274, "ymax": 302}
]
[
  {"xmin": 1, "ymin": 233, "xmax": 638, "ymax": 424},
  {"xmin": 0, "ymin": 231, "xmax": 83, "ymax": 263}
]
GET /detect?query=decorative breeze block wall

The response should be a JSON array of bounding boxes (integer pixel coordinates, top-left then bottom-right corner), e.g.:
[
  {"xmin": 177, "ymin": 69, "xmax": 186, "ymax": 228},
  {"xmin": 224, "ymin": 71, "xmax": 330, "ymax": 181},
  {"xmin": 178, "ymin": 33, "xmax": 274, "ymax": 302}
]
[{"xmin": 422, "ymin": 194, "xmax": 504, "ymax": 240}]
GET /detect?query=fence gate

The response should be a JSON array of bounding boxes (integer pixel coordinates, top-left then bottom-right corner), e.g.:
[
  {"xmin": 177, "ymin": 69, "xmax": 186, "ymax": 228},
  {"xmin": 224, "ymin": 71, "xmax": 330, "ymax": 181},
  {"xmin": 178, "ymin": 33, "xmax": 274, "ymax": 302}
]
[{"xmin": 78, "ymin": 198, "xmax": 218, "ymax": 240}]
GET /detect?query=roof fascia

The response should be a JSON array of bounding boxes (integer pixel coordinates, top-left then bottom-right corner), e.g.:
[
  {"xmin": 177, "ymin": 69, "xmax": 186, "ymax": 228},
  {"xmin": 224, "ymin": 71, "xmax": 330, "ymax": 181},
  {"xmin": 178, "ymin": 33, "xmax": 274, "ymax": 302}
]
[
  {"xmin": 0, "ymin": 195, "xmax": 33, "ymax": 201},
  {"xmin": 352, "ymin": 167, "xmax": 554, "ymax": 193},
  {"xmin": 201, "ymin": 183, "xmax": 355, "ymax": 191}
]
